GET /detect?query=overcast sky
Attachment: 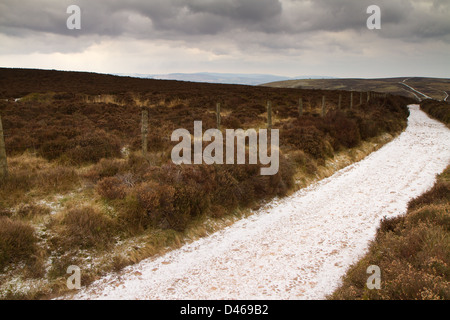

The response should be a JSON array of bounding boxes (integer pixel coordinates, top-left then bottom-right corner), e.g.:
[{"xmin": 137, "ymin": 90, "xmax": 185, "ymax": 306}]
[{"xmin": 1, "ymin": 0, "xmax": 449, "ymax": 78}]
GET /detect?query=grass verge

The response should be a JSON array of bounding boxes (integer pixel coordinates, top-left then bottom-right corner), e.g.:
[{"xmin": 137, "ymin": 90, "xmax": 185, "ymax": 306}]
[
  {"xmin": 328, "ymin": 166, "xmax": 450, "ymax": 300},
  {"xmin": 420, "ymin": 100, "xmax": 450, "ymax": 127}
]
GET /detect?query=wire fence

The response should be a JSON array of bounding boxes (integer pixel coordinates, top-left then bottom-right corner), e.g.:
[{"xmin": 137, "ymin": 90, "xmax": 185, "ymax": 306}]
[{"xmin": 0, "ymin": 90, "xmax": 389, "ymax": 180}]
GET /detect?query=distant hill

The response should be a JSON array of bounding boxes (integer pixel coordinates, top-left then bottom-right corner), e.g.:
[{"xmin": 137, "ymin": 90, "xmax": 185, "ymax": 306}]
[
  {"xmin": 114, "ymin": 72, "xmax": 335, "ymax": 86},
  {"xmin": 263, "ymin": 77, "xmax": 450, "ymax": 101}
]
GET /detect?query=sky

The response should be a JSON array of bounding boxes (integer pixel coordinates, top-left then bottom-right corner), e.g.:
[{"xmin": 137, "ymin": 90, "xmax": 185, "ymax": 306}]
[{"xmin": 0, "ymin": 0, "xmax": 449, "ymax": 79}]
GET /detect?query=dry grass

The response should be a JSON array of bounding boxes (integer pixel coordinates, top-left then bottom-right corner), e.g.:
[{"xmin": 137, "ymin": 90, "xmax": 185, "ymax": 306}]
[
  {"xmin": 0, "ymin": 217, "xmax": 38, "ymax": 271},
  {"xmin": 0, "ymin": 152, "xmax": 81, "ymax": 207},
  {"xmin": 83, "ymin": 94, "xmax": 126, "ymax": 106},
  {"xmin": 51, "ymin": 206, "xmax": 116, "ymax": 249}
]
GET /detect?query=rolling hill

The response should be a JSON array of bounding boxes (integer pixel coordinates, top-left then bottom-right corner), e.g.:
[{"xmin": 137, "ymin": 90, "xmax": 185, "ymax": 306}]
[{"xmin": 263, "ymin": 77, "xmax": 450, "ymax": 101}]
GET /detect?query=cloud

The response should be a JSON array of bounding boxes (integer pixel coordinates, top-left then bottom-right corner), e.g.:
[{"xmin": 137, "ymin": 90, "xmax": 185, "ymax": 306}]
[
  {"xmin": 0, "ymin": 0, "xmax": 449, "ymax": 77},
  {"xmin": 1, "ymin": 0, "xmax": 448, "ymax": 39}
]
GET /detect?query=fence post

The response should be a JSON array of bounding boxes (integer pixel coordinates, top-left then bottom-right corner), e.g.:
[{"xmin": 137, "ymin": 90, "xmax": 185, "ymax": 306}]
[
  {"xmin": 267, "ymin": 101, "xmax": 272, "ymax": 130},
  {"xmin": 298, "ymin": 98, "xmax": 303, "ymax": 117},
  {"xmin": 360, "ymin": 92, "xmax": 363, "ymax": 105},
  {"xmin": 350, "ymin": 92, "xmax": 353, "ymax": 109},
  {"xmin": 216, "ymin": 102, "xmax": 221, "ymax": 130},
  {"xmin": 141, "ymin": 107, "xmax": 149, "ymax": 157},
  {"xmin": 0, "ymin": 114, "xmax": 8, "ymax": 181},
  {"xmin": 367, "ymin": 92, "xmax": 370, "ymax": 102},
  {"xmin": 321, "ymin": 96, "xmax": 326, "ymax": 117},
  {"xmin": 338, "ymin": 94, "xmax": 342, "ymax": 110}
]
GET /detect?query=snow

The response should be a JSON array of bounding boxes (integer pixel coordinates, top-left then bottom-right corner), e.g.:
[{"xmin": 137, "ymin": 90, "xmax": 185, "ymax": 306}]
[
  {"xmin": 71, "ymin": 105, "xmax": 450, "ymax": 300},
  {"xmin": 399, "ymin": 82, "xmax": 432, "ymax": 100}
]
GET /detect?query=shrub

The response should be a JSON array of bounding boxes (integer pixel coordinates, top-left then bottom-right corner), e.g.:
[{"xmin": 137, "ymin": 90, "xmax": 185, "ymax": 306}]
[
  {"xmin": 96, "ymin": 176, "xmax": 128, "ymax": 200},
  {"xmin": 223, "ymin": 116, "xmax": 242, "ymax": 129},
  {"xmin": 135, "ymin": 180, "xmax": 209, "ymax": 232},
  {"xmin": 40, "ymin": 136, "xmax": 71, "ymax": 160},
  {"xmin": 210, "ymin": 166, "xmax": 240, "ymax": 209},
  {"xmin": 289, "ymin": 150, "xmax": 318, "ymax": 175},
  {"xmin": 0, "ymin": 217, "xmax": 37, "ymax": 270},
  {"xmin": 127, "ymin": 152, "xmax": 153, "ymax": 178},
  {"xmin": 358, "ymin": 118, "xmax": 380, "ymax": 140},
  {"xmin": 170, "ymin": 183, "xmax": 210, "ymax": 229},
  {"xmin": 408, "ymin": 181, "xmax": 450, "ymax": 210},
  {"xmin": 116, "ymin": 195, "xmax": 149, "ymax": 233},
  {"xmin": 282, "ymin": 125, "xmax": 329, "ymax": 159},
  {"xmin": 84, "ymin": 158, "xmax": 126, "ymax": 182},
  {"xmin": 135, "ymin": 181, "xmax": 176, "ymax": 228},
  {"xmin": 209, "ymin": 204, "xmax": 226, "ymax": 218},
  {"xmin": 278, "ymin": 153, "xmax": 296, "ymax": 192},
  {"xmin": 58, "ymin": 207, "xmax": 115, "ymax": 249},
  {"xmin": 66, "ymin": 130, "xmax": 122, "ymax": 164},
  {"xmin": 324, "ymin": 111, "xmax": 361, "ymax": 150}
]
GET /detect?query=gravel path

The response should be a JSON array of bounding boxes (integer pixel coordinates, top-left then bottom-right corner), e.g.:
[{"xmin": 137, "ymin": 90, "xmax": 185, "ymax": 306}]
[{"xmin": 72, "ymin": 105, "xmax": 450, "ymax": 300}]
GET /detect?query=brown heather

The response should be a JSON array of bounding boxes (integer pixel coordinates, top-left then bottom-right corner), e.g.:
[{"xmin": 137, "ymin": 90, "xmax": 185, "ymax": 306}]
[
  {"xmin": 421, "ymin": 99, "xmax": 450, "ymax": 126},
  {"xmin": 0, "ymin": 68, "xmax": 416, "ymax": 299}
]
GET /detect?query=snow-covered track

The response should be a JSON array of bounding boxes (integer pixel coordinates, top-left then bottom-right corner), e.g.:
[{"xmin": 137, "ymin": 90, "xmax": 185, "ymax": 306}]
[{"xmin": 71, "ymin": 105, "xmax": 450, "ymax": 300}]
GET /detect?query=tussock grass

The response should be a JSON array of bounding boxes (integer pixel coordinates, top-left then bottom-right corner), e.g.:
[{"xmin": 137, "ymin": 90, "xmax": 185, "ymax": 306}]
[
  {"xmin": 0, "ymin": 217, "xmax": 38, "ymax": 271},
  {"xmin": 14, "ymin": 204, "xmax": 51, "ymax": 219},
  {"xmin": 0, "ymin": 153, "xmax": 80, "ymax": 207},
  {"xmin": 51, "ymin": 206, "xmax": 116, "ymax": 250},
  {"xmin": 84, "ymin": 94, "xmax": 125, "ymax": 106}
]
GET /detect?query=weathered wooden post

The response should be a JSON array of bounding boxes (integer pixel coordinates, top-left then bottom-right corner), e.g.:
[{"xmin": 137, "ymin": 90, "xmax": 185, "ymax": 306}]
[
  {"xmin": 141, "ymin": 107, "xmax": 149, "ymax": 156},
  {"xmin": 367, "ymin": 92, "xmax": 370, "ymax": 102},
  {"xmin": 360, "ymin": 92, "xmax": 363, "ymax": 105},
  {"xmin": 298, "ymin": 98, "xmax": 303, "ymax": 117},
  {"xmin": 338, "ymin": 94, "xmax": 342, "ymax": 110},
  {"xmin": 350, "ymin": 92, "xmax": 354, "ymax": 109},
  {"xmin": 321, "ymin": 96, "xmax": 326, "ymax": 117},
  {"xmin": 267, "ymin": 101, "xmax": 272, "ymax": 130},
  {"xmin": 0, "ymin": 114, "xmax": 8, "ymax": 181},
  {"xmin": 216, "ymin": 102, "xmax": 221, "ymax": 130}
]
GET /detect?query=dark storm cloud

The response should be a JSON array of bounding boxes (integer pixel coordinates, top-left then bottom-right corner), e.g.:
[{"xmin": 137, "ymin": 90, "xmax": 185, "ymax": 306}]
[
  {"xmin": 0, "ymin": 0, "xmax": 282, "ymax": 36},
  {"xmin": 1, "ymin": 0, "xmax": 449, "ymax": 48}
]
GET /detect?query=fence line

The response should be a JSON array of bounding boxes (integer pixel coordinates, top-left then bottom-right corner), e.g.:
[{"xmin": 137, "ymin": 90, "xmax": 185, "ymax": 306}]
[
  {"xmin": 350, "ymin": 92, "xmax": 353, "ymax": 109},
  {"xmin": 0, "ymin": 114, "xmax": 8, "ymax": 180},
  {"xmin": 322, "ymin": 96, "xmax": 326, "ymax": 117},
  {"xmin": 141, "ymin": 107, "xmax": 149, "ymax": 157},
  {"xmin": 298, "ymin": 98, "xmax": 303, "ymax": 117},
  {"xmin": 216, "ymin": 103, "xmax": 221, "ymax": 130},
  {"xmin": 0, "ymin": 90, "xmax": 390, "ymax": 171},
  {"xmin": 267, "ymin": 101, "xmax": 273, "ymax": 130}
]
